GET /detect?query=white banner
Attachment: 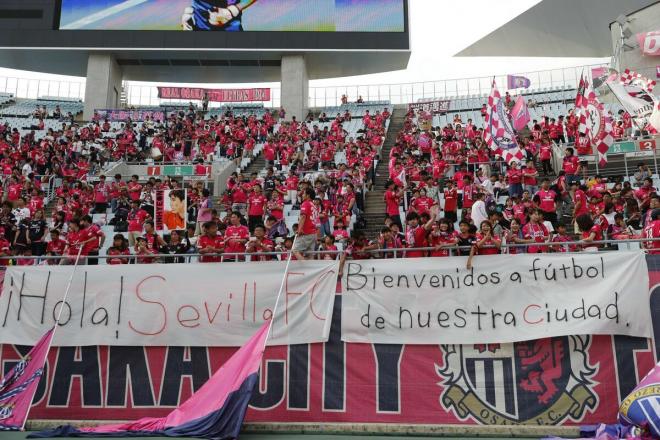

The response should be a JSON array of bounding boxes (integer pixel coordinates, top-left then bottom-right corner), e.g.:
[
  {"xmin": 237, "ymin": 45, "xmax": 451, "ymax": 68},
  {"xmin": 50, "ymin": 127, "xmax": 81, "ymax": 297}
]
[
  {"xmin": 341, "ymin": 252, "xmax": 651, "ymax": 344},
  {"xmin": 0, "ymin": 261, "xmax": 339, "ymax": 347}
]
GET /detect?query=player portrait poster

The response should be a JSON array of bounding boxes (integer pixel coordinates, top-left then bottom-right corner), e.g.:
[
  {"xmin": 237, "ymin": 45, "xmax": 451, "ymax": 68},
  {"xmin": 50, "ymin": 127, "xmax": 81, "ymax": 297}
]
[{"xmin": 155, "ymin": 189, "xmax": 187, "ymax": 232}]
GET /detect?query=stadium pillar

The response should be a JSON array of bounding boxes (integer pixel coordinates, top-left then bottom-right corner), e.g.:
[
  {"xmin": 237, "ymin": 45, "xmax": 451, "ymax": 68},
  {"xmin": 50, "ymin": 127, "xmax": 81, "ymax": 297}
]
[
  {"xmin": 83, "ymin": 53, "xmax": 123, "ymax": 121},
  {"xmin": 280, "ymin": 55, "xmax": 308, "ymax": 121}
]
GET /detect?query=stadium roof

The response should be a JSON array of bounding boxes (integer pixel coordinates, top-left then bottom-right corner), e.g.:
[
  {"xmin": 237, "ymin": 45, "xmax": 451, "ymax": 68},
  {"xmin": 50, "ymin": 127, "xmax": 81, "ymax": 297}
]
[{"xmin": 455, "ymin": 0, "xmax": 658, "ymax": 58}]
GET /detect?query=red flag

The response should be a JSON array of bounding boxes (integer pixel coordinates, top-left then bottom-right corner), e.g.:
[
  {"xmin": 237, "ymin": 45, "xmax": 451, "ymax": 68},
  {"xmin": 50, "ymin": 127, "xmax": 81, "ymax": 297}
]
[
  {"xmin": 0, "ymin": 328, "xmax": 54, "ymax": 431},
  {"xmin": 511, "ymin": 96, "xmax": 530, "ymax": 131}
]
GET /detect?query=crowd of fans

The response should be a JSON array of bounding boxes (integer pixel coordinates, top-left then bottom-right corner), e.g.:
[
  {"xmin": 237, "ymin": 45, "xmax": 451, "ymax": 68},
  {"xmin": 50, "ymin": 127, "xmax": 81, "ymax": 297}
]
[
  {"xmin": 0, "ymin": 94, "xmax": 657, "ymax": 266},
  {"xmin": 339, "ymin": 105, "xmax": 660, "ymax": 268},
  {"xmin": 0, "ymin": 103, "xmax": 392, "ymax": 264}
]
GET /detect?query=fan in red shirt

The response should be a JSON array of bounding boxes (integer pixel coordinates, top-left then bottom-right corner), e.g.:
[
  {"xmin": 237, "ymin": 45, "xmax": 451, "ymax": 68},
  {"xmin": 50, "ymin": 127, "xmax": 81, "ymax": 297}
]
[
  {"xmin": 562, "ymin": 148, "xmax": 581, "ymax": 186},
  {"xmin": 292, "ymin": 188, "xmax": 320, "ymax": 260},
  {"xmin": 384, "ymin": 181, "xmax": 403, "ymax": 229},
  {"xmin": 409, "ymin": 188, "xmax": 436, "ymax": 216},
  {"xmin": 643, "ymin": 209, "xmax": 660, "ymax": 255},
  {"xmin": 127, "ymin": 175, "xmax": 142, "ymax": 202},
  {"xmin": 127, "ymin": 200, "xmax": 150, "ymax": 246},
  {"xmin": 404, "ymin": 211, "xmax": 434, "ymax": 258},
  {"xmin": 429, "ymin": 219, "xmax": 458, "ymax": 257},
  {"xmin": 506, "ymin": 162, "xmax": 523, "ymax": 198},
  {"xmin": 106, "ymin": 234, "xmax": 131, "ymax": 265},
  {"xmin": 62, "ymin": 219, "xmax": 84, "ymax": 264},
  {"xmin": 571, "ymin": 183, "xmax": 590, "ymax": 220},
  {"xmin": 522, "ymin": 210, "xmax": 549, "ymax": 253},
  {"xmin": 247, "ymin": 185, "xmax": 268, "ymax": 232},
  {"xmin": 79, "ymin": 215, "xmax": 106, "ymax": 264},
  {"xmin": 466, "ymin": 220, "xmax": 501, "ymax": 269},
  {"xmin": 46, "ymin": 230, "xmax": 67, "ymax": 256},
  {"xmin": 577, "ymin": 214, "xmax": 603, "ymax": 249},
  {"xmin": 443, "ymin": 181, "xmax": 458, "ymax": 223},
  {"xmin": 535, "ymin": 179, "xmax": 558, "ymax": 226},
  {"xmin": 246, "ymin": 225, "xmax": 275, "ymax": 261},
  {"xmin": 94, "ymin": 175, "xmax": 111, "ymax": 213},
  {"xmin": 0, "ymin": 232, "xmax": 11, "ymax": 266},
  {"xmin": 198, "ymin": 221, "xmax": 225, "ymax": 263},
  {"xmin": 224, "ymin": 211, "xmax": 250, "ymax": 261}
]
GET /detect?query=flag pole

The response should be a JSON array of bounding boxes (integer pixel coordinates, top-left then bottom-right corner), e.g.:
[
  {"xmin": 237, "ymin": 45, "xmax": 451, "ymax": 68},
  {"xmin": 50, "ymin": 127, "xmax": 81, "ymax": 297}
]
[
  {"xmin": 263, "ymin": 235, "xmax": 299, "ymax": 345},
  {"xmin": 20, "ymin": 247, "xmax": 84, "ymax": 431}
]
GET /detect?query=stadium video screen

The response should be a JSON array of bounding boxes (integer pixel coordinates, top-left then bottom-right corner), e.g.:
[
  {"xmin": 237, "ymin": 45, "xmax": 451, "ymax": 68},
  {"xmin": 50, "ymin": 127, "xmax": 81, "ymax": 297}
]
[{"xmin": 58, "ymin": 0, "xmax": 406, "ymax": 32}]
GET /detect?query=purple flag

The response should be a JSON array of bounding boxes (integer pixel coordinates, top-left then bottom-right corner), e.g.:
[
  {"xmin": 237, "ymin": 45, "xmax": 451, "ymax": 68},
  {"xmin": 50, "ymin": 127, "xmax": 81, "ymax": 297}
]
[
  {"xmin": 507, "ymin": 74, "xmax": 531, "ymax": 89},
  {"xmin": 511, "ymin": 96, "xmax": 530, "ymax": 131},
  {"xmin": 30, "ymin": 322, "xmax": 270, "ymax": 439},
  {"xmin": 619, "ymin": 360, "xmax": 660, "ymax": 437},
  {"xmin": 0, "ymin": 328, "xmax": 54, "ymax": 431}
]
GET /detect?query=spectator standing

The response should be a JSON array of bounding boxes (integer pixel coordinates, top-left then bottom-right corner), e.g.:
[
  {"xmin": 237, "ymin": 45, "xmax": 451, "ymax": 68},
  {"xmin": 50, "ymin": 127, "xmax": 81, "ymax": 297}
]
[{"xmin": 293, "ymin": 188, "xmax": 319, "ymax": 260}]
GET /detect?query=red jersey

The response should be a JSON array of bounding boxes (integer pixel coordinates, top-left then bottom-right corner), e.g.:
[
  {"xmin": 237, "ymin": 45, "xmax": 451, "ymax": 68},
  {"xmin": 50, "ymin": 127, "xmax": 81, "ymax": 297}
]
[
  {"xmin": 582, "ymin": 224, "xmax": 603, "ymax": 243},
  {"xmin": 429, "ymin": 230, "xmax": 456, "ymax": 257},
  {"xmin": 127, "ymin": 182, "xmax": 142, "ymax": 201},
  {"xmin": 127, "ymin": 209, "xmax": 149, "ymax": 233},
  {"xmin": 224, "ymin": 225, "xmax": 249, "ymax": 257},
  {"xmin": 563, "ymin": 155, "xmax": 580, "ymax": 175},
  {"xmin": 507, "ymin": 169, "xmax": 522, "ymax": 185},
  {"xmin": 7, "ymin": 183, "xmax": 22, "ymax": 201},
  {"xmin": 522, "ymin": 222, "xmax": 548, "ymax": 253},
  {"xmin": 443, "ymin": 188, "xmax": 458, "ymax": 212},
  {"xmin": 66, "ymin": 230, "xmax": 83, "ymax": 256},
  {"xmin": 198, "ymin": 234, "xmax": 225, "ymax": 263},
  {"xmin": 46, "ymin": 238, "xmax": 67, "ymax": 255},
  {"xmin": 644, "ymin": 220, "xmax": 660, "ymax": 255},
  {"xmin": 405, "ymin": 225, "xmax": 428, "ymax": 258},
  {"xmin": 247, "ymin": 194, "xmax": 268, "ymax": 217},
  {"xmin": 79, "ymin": 224, "xmax": 104, "ymax": 255},
  {"xmin": 94, "ymin": 183, "xmax": 111, "ymax": 203},
  {"xmin": 411, "ymin": 196, "xmax": 434, "ymax": 215},
  {"xmin": 539, "ymin": 144, "xmax": 552, "ymax": 161},
  {"xmin": 573, "ymin": 190, "xmax": 589, "ymax": 217},
  {"xmin": 474, "ymin": 232, "xmax": 500, "ymax": 255},
  {"xmin": 0, "ymin": 237, "xmax": 10, "ymax": 265},
  {"xmin": 384, "ymin": 190, "xmax": 401, "ymax": 217},
  {"xmin": 537, "ymin": 189, "xmax": 556, "ymax": 212},
  {"xmin": 462, "ymin": 185, "xmax": 475, "ymax": 209},
  {"xmin": 107, "ymin": 248, "xmax": 131, "ymax": 264},
  {"xmin": 299, "ymin": 200, "xmax": 318, "ymax": 235}
]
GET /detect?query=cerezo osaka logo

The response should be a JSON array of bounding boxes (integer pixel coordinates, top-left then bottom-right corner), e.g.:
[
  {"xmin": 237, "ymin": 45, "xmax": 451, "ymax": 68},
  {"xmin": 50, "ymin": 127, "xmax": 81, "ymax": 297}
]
[{"xmin": 436, "ymin": 336, "xmax": 598, "ymax": 425}]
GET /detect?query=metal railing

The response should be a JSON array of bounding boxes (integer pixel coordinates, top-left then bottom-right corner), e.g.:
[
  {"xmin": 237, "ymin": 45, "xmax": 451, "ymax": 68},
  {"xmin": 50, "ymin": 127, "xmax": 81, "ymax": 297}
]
[{"xmin": 2, "ymin": 239, "xmax": 657, "ymax": 265}]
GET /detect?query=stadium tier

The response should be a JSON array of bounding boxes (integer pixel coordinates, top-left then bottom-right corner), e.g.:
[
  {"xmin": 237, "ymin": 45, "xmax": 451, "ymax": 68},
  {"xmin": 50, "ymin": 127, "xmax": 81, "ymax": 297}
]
[{"xmin": 2, "ymin": 0, "xmax": 660, "ymax": 434}]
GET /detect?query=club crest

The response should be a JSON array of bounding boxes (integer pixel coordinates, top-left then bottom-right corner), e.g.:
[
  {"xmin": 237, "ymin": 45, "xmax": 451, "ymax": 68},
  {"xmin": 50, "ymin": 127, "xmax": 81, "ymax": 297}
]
[{"xmin": 436, "ymin": 336, "xmax": 598, "ymax": 424}]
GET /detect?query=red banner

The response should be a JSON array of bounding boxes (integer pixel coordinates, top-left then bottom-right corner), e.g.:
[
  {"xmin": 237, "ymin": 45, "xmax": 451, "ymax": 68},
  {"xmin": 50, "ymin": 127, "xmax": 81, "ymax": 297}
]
[
  {"xmin": 2, "ymin": 256, "xmax": 660, "ymax": 426},
  {"xmin": 157, "ymin": 87, "xmax": 271, "ymax": 103}
]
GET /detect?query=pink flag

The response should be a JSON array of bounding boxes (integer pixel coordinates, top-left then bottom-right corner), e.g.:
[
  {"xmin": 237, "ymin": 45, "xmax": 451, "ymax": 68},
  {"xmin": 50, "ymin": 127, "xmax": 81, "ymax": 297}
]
[
  {"xmin": 31, "ymin": 323, "xmax": 270, "ymax": 438},
  {"xmin": 511, "ymin": 96, "xmax": 530, "ymax": 131},
  {"xmin": 637, "ymin": 31, "xmax": 660, "ymax": 56},
  {"xmin": 483, "ymin": 80, "xmax": 523, "ymax": 164},
  {"xmin": 576, "ymin": 76, "xmax": 614, "ymax": 167},
  {"xmin": 506, "ymin": 75, "xmax": 531, "ymax": 89},
  {"xmin": 0, "ymin": 328, "xmax": 54, "ymax": 431}
]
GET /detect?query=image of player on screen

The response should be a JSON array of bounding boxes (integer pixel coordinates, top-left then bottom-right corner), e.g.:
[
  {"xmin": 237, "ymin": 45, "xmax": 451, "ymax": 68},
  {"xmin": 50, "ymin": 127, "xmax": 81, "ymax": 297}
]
[{"xmin": 182, "ymin": 0, "xmax": 258, "ymax": 31}]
